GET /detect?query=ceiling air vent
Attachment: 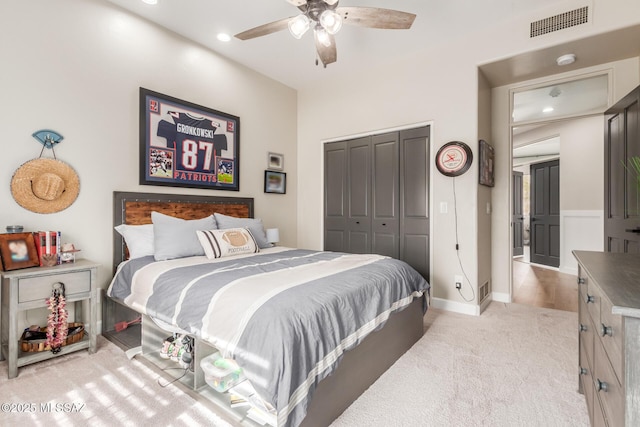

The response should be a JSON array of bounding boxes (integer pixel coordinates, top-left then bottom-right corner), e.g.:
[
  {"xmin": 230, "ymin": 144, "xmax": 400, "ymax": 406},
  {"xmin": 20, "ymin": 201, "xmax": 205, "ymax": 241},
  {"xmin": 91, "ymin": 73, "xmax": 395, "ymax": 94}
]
[{"xmin": 530, "ymin": 6, "xmax": 589, "ymax": 38}]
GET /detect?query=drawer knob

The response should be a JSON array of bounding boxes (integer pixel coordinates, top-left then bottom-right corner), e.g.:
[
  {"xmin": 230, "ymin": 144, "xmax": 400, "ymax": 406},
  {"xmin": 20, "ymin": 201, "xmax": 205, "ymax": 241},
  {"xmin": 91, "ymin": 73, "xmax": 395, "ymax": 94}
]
[
  {"xmin": 577, "ymin": 277, "xmax": 586, "ymax": 285},
  {"xmin": 585, "ymin": 294, "xmax": 595, "ymax": 304},
  {"xmin": 600, "ymin": 323, "xmax": 613, "ymax": 337},
  {"xmin": 579, "ymin": 367, "xmax": 588, "ymax": 376},
  {"xmin": 595, "ymin": 379, "xmax": 608, "ymax": 392},
  {"xmin": 579, "ymin": 323, "xmax": 588, "ymax": 333}
]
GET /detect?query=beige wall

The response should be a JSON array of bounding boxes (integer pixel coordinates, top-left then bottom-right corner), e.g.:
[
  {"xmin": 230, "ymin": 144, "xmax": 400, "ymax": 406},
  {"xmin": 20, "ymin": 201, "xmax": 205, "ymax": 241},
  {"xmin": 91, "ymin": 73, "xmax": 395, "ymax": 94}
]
[
  {"xmin": 297, "ymin": 0, "xmax": 640, "ymax": 313},
  {"xmin": 513, "ymin": 116, "xmax": 605, "ymax": 211},
  {"xmin": 0, "ymin": 0, "xmax": 298, "ymax": 299}
]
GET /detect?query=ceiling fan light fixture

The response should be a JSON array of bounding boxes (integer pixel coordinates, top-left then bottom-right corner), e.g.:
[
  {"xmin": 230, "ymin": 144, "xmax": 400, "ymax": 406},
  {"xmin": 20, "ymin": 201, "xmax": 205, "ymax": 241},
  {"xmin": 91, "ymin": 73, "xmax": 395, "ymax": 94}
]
[
  {"xmin": 288, "ymin": 14, "xmax": 311, "ymax": 39},
  {"xmin": 319, "ymin": 10, "xmax": 343, "ymax": 35},
  {"xmin": 315, "ymin": 27, "xmax": 331, "ymax": 47}
]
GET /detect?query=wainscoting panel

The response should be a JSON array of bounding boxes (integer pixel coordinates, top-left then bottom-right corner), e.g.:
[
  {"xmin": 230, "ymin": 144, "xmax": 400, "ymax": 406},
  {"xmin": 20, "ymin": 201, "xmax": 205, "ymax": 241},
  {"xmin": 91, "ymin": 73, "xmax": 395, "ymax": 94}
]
[{"xmin": 560, "ymin": 210, "xmax": 604, "ymax": 275}]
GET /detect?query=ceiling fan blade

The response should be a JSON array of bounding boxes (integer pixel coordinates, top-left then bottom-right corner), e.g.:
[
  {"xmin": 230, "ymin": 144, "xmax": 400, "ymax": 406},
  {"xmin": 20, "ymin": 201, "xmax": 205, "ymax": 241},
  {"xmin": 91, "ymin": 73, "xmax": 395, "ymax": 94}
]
[
  {"xmin": 337, "ymin": 7, "xmax": 416, "ymax": 29},
  {"xmin": 315, "ymin": 33, "xmax": 337, "ymax": 66},
  {"xmin": 235, "ymin": 17, "xmax": 293, "ymax": 40}
]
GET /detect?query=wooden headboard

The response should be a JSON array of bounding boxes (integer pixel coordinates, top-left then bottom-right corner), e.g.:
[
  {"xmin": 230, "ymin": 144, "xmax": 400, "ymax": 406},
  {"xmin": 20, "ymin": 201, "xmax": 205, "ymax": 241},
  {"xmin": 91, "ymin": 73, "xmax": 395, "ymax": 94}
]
[{"xmin": 113, "ymin": 191, "xmax": 254, "ymax": 268}]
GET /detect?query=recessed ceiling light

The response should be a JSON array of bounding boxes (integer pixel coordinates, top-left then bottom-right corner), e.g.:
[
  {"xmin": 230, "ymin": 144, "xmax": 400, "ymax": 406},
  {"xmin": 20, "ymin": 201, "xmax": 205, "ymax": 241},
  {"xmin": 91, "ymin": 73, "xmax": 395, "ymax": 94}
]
[
  {"xmin": 142, "ymin": 0, "xmax": 158, "ymax": 5},
  {"xmin": 217, "ymin": 33, "xmax": 231, "ymax": 42},
  {"xmin": 543, "ymin": 106, "xmax": 554, "ymax": 113},
  {"xmin": 556, "ymin": 54, "xmax": 576, "ymax": 66}
]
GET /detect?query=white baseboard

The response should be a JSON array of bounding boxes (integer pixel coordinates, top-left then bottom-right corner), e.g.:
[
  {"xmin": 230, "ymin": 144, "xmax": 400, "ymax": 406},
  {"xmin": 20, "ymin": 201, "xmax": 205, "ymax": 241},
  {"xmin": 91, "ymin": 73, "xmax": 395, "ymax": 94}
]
[
  {"xmin": 431, "ymin": 297, "xmax": 479, "ymax": 316},
  {"xmin": 492, "ymin": 292, "xmax": 511, "ymax": 303}
]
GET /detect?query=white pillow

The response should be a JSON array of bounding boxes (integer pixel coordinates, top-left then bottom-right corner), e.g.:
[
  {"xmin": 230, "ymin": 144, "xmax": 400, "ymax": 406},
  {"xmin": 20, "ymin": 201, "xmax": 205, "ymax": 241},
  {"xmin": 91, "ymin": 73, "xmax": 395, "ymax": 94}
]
[
  {"xmin": 213, "ymin": 213, "xmax": 270, "ymax": 249},
  {"xmin": 196, "ymin": 228, "xmax": 259, "ymax": 259},
  {"xmin": 152, "ymin": 211, "xmax": 217, "ymax": 261},
  {"xmin": 114, "ymin": 224, "xmax": 154, "ymax": 259}
]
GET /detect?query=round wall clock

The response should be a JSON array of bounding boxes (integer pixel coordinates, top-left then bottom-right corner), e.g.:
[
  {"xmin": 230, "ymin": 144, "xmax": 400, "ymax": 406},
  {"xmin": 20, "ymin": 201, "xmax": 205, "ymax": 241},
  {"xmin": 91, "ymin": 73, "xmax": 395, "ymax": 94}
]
[{"xmin": 435, "ymin": 141, "xmax": 473, "ymax": 177}]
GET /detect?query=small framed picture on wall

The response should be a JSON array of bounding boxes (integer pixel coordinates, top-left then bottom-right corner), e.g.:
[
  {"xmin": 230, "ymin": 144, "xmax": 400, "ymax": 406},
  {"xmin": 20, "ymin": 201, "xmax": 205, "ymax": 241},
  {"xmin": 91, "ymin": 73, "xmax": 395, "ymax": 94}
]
[
  {"xmin": 479, "ymin": 139, "xmax": 495, "ymax": 187},
  {"xmin": 264, "ymin": 170, "xmax": 286, "ymax": 194},
  {"xmin": 267, "ymin": 152, "xmax": 284, "ymax": 171}
]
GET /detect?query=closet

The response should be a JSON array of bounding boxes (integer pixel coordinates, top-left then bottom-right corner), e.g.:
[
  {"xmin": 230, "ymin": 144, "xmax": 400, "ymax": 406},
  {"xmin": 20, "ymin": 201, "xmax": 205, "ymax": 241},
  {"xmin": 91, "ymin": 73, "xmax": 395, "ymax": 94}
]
[{"xmin": 323, "ymin": 125, "xmax": 430, "ymax": 279}]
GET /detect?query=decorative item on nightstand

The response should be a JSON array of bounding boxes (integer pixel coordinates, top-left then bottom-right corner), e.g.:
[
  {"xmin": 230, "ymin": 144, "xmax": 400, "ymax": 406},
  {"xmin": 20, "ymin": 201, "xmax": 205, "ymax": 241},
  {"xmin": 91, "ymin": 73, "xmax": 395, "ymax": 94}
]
[
  {"xmin": 266, "ymin": 228, "xmax": 279, "ymax": 246},
  {"xmin": 60, "ymin": 243, "xmax": 81, "ymax": 263}
]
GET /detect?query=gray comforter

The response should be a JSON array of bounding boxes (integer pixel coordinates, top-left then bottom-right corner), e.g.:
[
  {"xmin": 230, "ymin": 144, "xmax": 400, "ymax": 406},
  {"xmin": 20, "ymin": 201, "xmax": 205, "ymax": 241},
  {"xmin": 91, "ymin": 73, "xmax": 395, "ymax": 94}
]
[{"xmin": 108, "ymin": 247, "xmax": 429, "ymax": 426}]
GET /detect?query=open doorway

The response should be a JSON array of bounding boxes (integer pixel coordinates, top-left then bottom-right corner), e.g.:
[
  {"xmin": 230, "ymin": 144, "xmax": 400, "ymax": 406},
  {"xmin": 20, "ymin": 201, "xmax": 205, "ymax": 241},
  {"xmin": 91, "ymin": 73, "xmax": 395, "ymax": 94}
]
[{"xmin": 509, "ymin": 74, "xmax": 609, "ymax": 312}]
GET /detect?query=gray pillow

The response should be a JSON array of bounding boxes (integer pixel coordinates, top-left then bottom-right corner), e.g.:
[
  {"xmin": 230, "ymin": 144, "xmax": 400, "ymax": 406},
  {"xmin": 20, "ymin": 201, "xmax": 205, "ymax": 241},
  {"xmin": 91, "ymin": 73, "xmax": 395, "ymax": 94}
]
[
  {"xmin": 213, "ymin": 213, "xmax": 270, "ymax": 249},
  {"xmin": 152, "ymin": 211, "xmax": 217, "ymax": 261}
]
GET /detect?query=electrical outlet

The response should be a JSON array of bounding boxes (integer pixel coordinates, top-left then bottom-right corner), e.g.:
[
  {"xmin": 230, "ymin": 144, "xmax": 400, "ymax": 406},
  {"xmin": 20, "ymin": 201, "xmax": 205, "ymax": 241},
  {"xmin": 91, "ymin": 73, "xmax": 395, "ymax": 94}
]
[{"xmin": 455, "ymin": 275, "xmax": 463, "ymax": 289}]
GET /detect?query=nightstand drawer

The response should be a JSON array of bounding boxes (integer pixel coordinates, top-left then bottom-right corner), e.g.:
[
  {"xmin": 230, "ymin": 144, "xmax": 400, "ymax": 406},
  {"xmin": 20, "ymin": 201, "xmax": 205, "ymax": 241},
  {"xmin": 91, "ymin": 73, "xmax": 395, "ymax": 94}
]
[{"xmin": 18, "ymin": 271, "xmax": 91, "ymax": 303}]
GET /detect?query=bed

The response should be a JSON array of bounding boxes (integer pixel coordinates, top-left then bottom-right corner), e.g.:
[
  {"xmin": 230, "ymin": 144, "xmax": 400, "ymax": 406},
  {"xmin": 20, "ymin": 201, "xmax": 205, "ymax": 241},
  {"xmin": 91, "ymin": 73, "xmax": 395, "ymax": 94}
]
[{"xmin": 104, "ymin": 191, "xmax": 429, "ymax": 427}]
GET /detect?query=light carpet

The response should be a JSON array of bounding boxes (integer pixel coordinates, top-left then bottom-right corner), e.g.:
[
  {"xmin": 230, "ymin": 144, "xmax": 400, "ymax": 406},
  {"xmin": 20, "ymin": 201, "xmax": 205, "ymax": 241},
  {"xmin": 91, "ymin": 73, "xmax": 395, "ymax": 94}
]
[{"xmin": 0, "ymin": 302, "xmax": 588, "ymax": 426}]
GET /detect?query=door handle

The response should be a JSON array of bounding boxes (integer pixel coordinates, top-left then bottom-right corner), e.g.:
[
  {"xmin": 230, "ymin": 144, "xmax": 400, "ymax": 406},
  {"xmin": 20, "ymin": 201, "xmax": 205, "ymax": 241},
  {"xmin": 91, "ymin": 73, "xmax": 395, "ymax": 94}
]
[
  {"xmin": 531, "ymin": 218, "xmax": 537, "ymax": 222},
  {"xmin": 625, "ymin": 228, "xmax": 640, "ymax": 234}
]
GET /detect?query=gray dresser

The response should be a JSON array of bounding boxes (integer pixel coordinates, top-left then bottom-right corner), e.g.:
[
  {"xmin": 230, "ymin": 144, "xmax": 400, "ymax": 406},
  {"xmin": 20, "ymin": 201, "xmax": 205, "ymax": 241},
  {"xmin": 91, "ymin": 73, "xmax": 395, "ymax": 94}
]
[{"xmin": 573, "ymin": 250, "xmax": 640, "ymax": 426}]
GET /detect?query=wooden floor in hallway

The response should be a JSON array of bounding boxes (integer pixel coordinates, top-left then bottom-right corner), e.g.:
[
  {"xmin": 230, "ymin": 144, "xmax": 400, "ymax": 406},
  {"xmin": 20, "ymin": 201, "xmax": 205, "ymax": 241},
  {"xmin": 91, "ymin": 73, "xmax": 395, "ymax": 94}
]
[{"xmin": 512, "ymin": 257, "xmax": 578, "ymax": 312}]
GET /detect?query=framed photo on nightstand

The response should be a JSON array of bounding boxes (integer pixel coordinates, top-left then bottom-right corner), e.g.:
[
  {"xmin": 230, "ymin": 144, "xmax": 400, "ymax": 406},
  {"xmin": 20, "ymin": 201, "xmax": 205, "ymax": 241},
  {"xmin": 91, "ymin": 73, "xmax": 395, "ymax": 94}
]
[{"xmin": 0, "ymin": 233, "xmax": 39, "ymax": 271}]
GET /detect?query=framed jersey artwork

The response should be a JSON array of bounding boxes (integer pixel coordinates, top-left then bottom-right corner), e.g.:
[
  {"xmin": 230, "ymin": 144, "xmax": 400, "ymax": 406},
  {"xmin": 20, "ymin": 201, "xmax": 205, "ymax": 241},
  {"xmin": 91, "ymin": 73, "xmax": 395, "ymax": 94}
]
[{"xmin": 139, "ymin": 88, "xmax": 240, "ymax": 191}]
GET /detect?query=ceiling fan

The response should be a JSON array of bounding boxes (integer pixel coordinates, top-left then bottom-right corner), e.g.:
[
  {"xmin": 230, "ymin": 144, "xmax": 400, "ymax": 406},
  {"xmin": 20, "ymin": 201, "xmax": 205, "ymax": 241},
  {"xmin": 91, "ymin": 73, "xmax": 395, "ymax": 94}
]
[{"xmin": 234, "ymin": 0, "xmax": 416, "ymax": 67}]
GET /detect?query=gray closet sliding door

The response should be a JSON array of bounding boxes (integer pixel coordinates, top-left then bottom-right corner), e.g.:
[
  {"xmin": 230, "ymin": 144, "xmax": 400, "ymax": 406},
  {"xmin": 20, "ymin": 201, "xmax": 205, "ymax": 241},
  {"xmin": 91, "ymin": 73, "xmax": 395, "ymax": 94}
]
[{"xmin": 323, "ymin": 126, "xmax": 430, "ymax": 279}]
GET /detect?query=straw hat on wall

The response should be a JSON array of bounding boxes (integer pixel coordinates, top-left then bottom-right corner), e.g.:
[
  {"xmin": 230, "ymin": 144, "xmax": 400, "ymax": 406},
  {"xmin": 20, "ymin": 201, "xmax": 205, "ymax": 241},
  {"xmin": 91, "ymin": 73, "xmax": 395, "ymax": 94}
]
[{"xmin": 11, "ymin": 158, "xmax": 80, "ymax": 214}]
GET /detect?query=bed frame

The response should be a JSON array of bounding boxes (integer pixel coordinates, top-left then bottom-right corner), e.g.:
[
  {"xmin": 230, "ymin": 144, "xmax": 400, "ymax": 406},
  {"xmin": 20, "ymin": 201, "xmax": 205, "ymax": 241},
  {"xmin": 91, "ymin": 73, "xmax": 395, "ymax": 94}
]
[{"xmin": 104, "ymin": 190, "xmax": 425, "ymax": 427}]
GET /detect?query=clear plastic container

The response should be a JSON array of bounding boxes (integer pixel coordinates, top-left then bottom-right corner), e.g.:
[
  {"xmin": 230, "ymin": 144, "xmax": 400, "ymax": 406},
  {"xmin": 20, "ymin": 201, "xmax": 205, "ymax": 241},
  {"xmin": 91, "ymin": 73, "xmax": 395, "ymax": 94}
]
[{"xmin": 200, "ymin": 352, "xmax": 245, "ymax": 392}]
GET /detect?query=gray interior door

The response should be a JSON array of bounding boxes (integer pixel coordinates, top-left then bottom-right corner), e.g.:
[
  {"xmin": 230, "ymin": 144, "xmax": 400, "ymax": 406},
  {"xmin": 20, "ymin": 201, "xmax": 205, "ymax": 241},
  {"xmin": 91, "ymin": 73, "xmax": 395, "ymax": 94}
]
[
  {"xmin": 530, "ymin": 160, "xmax": 560, "ymax": 267},
  {"xmin": 371, "ymin": 132, "xmax": 399, "ymax": 258},
  {"xmin": 346, "ymin": 136, "xmax": 372, "ymax": 254},
  {"xmin": 512, "ymin": 170, "xmax": 524, "ymax": 257},
  {"xmin": 323, "ymin": 141, "xmax": 348, "ymax": 252},
  {"xmin": 604, "ymin": 85, "xmax": 640, "ymax": 253},
  {"xmin": 399, "ymin": 126, "xmax": 430, "ymax": 280}
]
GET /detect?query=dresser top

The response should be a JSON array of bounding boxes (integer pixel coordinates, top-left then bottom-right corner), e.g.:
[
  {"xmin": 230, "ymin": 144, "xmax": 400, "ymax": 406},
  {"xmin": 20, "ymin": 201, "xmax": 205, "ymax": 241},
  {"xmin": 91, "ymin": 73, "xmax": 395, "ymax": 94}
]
[{"xmin": 573, "ymin": 250, "xmax": 640, "ymax": 318}]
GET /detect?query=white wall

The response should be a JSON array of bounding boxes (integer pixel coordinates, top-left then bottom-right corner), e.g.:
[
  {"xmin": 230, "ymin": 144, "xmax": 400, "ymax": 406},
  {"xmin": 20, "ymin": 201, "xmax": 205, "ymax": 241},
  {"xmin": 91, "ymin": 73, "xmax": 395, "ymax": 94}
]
[
  {"xmin": 0, "ymin": 0, "xmax": 298, "ymax": 300},
  {"xmin": 296, "ymin": 0, "xmax": 640, "ymax": 312}
]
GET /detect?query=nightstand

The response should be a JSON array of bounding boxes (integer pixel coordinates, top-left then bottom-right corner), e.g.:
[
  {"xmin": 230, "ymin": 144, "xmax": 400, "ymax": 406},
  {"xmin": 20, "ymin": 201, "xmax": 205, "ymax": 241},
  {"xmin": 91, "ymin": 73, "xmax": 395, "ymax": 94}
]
[{"xmin": 0, "ymin": 259, "xmax": 100, "ymax": 379}]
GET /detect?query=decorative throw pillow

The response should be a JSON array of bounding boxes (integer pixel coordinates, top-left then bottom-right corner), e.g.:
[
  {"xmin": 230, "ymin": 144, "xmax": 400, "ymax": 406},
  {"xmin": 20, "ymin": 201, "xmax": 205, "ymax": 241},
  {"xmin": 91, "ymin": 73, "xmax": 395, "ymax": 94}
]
[
  {"xmin": 197, "ymin": 228, "xmax": 260, "ymax": 259},
  {"xmin": 152, "ymin": 211, "xmax": 217, "ymax": 261},
  {"xmin": 114, "ymin": 224, "xmax": 154, "ymax": 259},
  {"xmin": 213, "ymin": 213, "xmax": 270, "ymax": 249}
]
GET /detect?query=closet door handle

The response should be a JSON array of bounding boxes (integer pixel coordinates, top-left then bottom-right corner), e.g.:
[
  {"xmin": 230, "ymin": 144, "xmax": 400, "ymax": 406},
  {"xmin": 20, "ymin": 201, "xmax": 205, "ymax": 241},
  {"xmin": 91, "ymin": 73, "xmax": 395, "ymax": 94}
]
[
  {"xmin": 585, "ymin": 294, "xmax": 595, "ymax": 304},
  {"xmin": 600, "ymin": 323, "xmax": 613, "ymax": 337},
  {"xmin": 577, "ymin": 277, "xmax": 585, "ymax": 285}
]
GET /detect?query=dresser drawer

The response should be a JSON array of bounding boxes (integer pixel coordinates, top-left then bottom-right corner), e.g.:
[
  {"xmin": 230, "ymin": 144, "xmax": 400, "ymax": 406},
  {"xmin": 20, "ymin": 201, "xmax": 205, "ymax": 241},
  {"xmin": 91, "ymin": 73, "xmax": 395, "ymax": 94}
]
[
  {"xmin": 594, "ymin": 340, "xmax": 623, "ymax": 427},
  {"xmin": 598, "ymin": 296, "xmax": 623, "ymax": 383},
  {"xmin": 579, "ymin": 296, "xmax": 594, "ymax": 370},
  {"xmin": 579, "ymin": 342, "xmax": 594, "ymax": 424},
  {"xmin": 584, "ymin": 277, "xmax": 602, "ymax": 325},
  {"xmin": 18, "ymin": 271, "xmax": 91, "ymax": 303}
]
